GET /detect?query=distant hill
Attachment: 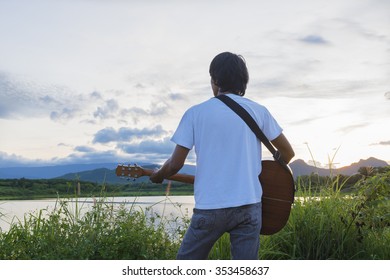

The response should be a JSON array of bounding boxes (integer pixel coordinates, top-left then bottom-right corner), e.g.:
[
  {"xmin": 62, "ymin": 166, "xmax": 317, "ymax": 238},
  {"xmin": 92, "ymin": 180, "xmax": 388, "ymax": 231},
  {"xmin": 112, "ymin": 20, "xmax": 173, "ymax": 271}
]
[
  {"xmin": 0, "ymin": 162, "xmax": 152, "ymax": 180},
  {"xmin": 58, "ymin": 168, "xmax": 125, "ymax": 184},
  {"xmin": 57, "ymin": 164, "xmax": 197, "ymax": 184},
  {"xmin": 0, "ymin": 163, "xmax": 119, "ymax": 179},
  {"xmin": 289, "ymin": 157, "xmax": 388, "ymax": 178},
  {"xmin": 337, "ymin": 157, "xmax": 389, "ymax": 175},
  {"xmin": 55, "ymin": 157, "xmax": 388, "ymax": 183},
  {"xmin": 0, "ymin": 157, "xmax": 387, "ymax": 182},
  {"xmin": 57, "ymin": 164, "xmax": 162, "ymax": 184}
]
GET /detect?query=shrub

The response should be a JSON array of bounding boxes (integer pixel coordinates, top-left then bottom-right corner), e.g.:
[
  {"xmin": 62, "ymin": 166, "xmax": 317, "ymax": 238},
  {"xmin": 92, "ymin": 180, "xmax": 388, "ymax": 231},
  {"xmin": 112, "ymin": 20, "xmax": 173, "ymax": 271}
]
[
  {"xmin": 0, "ymin": 198, "xmax": 179, "ymax": 260},
  {"xmin": 259, "ymin": 168, "xmax": 390, "ymax": 259}
]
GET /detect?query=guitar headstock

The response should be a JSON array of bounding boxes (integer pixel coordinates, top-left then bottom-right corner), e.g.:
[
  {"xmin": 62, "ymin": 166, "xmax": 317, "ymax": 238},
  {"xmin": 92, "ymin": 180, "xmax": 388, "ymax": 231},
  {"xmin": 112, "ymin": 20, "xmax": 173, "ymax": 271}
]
[{"xmin": 116, "ymin": 164, "xmax": 146, "ymax": 179}]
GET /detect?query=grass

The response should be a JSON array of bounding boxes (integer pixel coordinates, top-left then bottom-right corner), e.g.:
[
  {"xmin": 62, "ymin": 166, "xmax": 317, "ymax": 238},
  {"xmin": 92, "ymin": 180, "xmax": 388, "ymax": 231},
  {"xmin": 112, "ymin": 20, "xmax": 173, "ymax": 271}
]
[
  {"xmin": 0, "ymin": 178, "xmax": 194, "ymax": 200},
  {"xmin": 0, "ymin": 168, "xmax": 389, "ymax": 259},
  {"xmin": 207, "ymin": 168, "xmax": 390, "ymax": 260},
  {"xmin": 0, "ymin": 196, "xmax": 181, "ymax": 259}
]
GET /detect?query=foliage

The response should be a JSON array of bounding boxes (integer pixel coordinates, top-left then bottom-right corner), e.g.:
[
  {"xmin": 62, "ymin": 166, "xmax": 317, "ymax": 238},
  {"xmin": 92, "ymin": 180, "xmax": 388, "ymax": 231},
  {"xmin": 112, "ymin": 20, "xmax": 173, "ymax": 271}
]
[
  {"xmin": 296, "ymin": 173, "xmax": 362, "ymax": 193},
  {"xmin": 352, "ymin": 167, "xmax": 390, "ymax": 232},
  {"xmin": 257, "ymin": 167, "xmax": 390, "ymax": 260},
  {"xmin": 0, "ymin": 178, "xmax": 194, "ymax": 199},
  {"xmin": 0, "ymin": 198, "xmax": 179, "ymax": 259},
  {"xmin": 207, "ymin": 167, "xmax": 390, "ymax": 260},
  {"xmin": 0, "ymin": 167, "xmax": 389, "ymax": 259}
]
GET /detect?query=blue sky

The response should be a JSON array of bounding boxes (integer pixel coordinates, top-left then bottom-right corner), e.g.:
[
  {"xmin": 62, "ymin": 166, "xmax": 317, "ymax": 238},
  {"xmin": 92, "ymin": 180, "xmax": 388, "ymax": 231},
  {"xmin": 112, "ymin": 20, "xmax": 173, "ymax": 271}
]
[{"xmin": 0, "ymin": 0, "xmax": 389, "ymax": 168}]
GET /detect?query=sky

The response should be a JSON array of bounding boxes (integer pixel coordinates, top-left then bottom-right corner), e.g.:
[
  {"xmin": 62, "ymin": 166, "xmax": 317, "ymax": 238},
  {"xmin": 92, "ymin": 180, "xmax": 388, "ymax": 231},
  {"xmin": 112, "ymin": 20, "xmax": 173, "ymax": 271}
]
[{"xmin": 0, "ymin": 0, "xmax": 389, "ymax": 168}]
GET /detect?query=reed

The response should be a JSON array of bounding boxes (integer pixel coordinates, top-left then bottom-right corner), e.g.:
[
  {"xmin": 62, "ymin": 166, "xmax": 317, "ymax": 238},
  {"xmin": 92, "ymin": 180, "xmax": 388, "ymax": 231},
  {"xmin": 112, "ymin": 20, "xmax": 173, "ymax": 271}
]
[
  {"xmin": 0, "ymin": 168, "xmax": 388, "ymax": 259},
  {"xmin": 0, "ymin": 194, "xmax": 179, "ymax": 259},
  {"xmin": 207, "ymin": 167, "xmax": 389, "ymax": 260},
  {"xmin": 258, "ymin": 168, "xmax": 390, "ymax": 260}
]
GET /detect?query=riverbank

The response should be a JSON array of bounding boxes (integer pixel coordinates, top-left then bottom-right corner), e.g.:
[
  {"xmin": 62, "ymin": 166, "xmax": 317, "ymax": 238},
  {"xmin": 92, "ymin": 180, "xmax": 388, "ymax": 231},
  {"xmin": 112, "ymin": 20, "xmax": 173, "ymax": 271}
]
[
  {"xmin": 0, "ymin": 178, "xmax": 194, "ymax": 200},
  {"xmin": 1, "ymin": 169, "xmax": 389, "ymax": 259}
]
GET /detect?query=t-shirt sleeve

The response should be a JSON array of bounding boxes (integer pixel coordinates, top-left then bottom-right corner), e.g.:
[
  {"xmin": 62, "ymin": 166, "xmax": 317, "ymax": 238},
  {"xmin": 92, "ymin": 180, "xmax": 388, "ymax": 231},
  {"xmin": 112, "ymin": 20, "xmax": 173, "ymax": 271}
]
[
  {"xmin": 261, "ymin": 108, "xmax": 283, "ymax": 141},
  {"xmin": 171, "ymin": 109, "xmax": 194, "ymax": 150}
]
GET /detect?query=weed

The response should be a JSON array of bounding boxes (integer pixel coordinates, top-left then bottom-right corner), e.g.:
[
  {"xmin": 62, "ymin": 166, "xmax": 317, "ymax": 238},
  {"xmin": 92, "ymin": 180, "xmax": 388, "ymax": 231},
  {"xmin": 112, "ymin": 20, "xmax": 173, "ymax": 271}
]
[
  {"xmin": 0, "ymin": 195, "xmax": 179, "ymax": 259},
  {"xmin": 259, "ymin": 168, "xmax": 390, "ymax": 259},
  {"xmin": 0, "ymin": 169, "xmax": 389, "ymax": 260}
]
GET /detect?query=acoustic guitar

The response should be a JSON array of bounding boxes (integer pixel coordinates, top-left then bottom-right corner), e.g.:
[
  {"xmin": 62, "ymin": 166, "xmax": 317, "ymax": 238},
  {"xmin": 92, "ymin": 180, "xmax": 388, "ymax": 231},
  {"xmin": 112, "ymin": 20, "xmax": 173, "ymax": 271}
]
[{"xmin": 116, "ymin": 160, "xmax": 294, "ymax": 235}]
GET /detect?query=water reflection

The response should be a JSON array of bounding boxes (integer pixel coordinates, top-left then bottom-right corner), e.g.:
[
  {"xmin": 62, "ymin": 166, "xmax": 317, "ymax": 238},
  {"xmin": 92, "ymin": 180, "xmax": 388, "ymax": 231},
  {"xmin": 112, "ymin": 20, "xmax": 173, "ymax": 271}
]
[{"xmin": 0, "ymin": 196, "xmax": 195, "ymax": 233}]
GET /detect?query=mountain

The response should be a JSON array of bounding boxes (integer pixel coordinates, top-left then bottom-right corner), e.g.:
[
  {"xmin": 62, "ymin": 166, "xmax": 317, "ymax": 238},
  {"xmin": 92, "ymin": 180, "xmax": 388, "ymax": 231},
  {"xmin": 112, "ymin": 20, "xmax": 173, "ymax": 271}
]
[
  {"xmin": 0, "ymin": 163, "xmax": 119, "ymax": 179},
  {"xmin": 337, "ymin": 157, "xmax": 389, "ymax": 175},
  {"xmin": 56, "ymin": 157, "xmax": 389, "ymax": 183},
  {"xmin": 58, "ymin": 164, "xmax": 158, "ymax": 184},
  {"xmin": 0, "ymin": 158, "xmax": 387, "ymax": 182},
  {"xmin": 289, "ymin": 157, "xmax": 388, "ymax": 178},
  {"xmin": 58, "ymin": 168, "xmax": 126, "ymax": 184},
  {"xmin": 57, "ymin": 164, "xmax": 196, "ymax": 184}
]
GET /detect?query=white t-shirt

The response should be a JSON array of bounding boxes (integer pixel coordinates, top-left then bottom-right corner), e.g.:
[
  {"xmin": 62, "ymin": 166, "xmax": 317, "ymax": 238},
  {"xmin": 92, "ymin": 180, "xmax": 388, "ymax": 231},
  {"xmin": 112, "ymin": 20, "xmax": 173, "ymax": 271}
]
[{"xmin": 171, "ymin": 93, "xmax": 282, "ymax": 209}]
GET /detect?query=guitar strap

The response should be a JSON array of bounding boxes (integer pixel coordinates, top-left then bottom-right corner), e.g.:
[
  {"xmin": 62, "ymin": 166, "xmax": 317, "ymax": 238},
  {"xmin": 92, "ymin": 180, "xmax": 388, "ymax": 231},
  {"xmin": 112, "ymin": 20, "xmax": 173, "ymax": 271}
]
[{"xmin": 215, "ymin": 94, "xmax": 289, "ymax": 170}]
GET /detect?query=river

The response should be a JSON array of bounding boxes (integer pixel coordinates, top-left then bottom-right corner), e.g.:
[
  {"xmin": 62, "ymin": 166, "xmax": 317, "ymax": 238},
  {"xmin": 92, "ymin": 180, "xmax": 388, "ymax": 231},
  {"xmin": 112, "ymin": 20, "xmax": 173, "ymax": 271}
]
[{"xmin": 0, "ymin": 196, "xmax": 195, "ymax": 232}]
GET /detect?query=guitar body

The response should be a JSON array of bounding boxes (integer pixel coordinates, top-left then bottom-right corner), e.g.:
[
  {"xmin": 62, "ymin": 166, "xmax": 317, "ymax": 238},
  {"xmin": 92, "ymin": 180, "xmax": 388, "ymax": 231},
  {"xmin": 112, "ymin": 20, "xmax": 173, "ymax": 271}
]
[
  {"xmin": 116, "ymin": 160, "xmax": 295, "ymax": 235},
  {"xmin": 259, "ymin": 160, "xmax": 295, "ymax": 235}
]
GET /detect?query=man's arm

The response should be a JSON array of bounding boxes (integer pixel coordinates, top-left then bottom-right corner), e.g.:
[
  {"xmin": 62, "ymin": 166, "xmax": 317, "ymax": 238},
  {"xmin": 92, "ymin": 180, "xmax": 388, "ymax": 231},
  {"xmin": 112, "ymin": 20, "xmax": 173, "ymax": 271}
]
[
  {"xmin": 150, "ymin": 145, "xmax": 190, "ymax": 183},
  {"xmin": 271, "ymin": 133, "xmax": 295, "ymax": 164}
]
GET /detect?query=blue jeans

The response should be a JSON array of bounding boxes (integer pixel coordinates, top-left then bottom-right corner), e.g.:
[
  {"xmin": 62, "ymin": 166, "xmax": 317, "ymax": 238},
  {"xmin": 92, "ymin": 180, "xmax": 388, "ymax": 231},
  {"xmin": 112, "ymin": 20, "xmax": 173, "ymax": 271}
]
[{"xmin": 177, "ymin": 202, "xmax": 262, "ymax": 260}]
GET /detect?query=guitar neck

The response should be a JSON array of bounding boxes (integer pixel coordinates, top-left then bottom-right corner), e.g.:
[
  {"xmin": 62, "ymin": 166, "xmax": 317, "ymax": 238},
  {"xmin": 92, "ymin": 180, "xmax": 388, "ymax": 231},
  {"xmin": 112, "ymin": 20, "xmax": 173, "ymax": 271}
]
[{"xmin": 142, "ymin": 168, "xmax": 195, "ymax": 184}]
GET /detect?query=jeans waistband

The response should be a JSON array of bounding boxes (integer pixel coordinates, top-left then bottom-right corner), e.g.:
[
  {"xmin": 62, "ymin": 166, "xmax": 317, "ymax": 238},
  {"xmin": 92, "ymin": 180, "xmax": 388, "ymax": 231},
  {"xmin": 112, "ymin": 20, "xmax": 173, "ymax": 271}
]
[{"xmin": 193, "ymin": 202, "xmax": 261, "ymax": 214}]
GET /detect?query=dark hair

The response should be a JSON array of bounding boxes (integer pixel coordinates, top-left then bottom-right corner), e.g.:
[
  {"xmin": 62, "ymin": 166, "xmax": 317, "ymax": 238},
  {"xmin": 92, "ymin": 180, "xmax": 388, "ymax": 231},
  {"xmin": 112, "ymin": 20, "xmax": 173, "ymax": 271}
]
[{"xmin": 209, "ymin": 52, "xmax": 249, "ymax": 96}]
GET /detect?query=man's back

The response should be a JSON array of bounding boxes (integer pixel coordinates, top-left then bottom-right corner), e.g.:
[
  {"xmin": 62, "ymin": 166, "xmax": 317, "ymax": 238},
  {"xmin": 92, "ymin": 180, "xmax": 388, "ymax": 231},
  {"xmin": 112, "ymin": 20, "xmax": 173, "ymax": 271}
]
[
  {"xmin": 171, "ymin": 93, "xmax": 282, "ymax": 209},
  {"xmin": 150, "ymin": 51, "xmax": 294, "ymax": 260}
]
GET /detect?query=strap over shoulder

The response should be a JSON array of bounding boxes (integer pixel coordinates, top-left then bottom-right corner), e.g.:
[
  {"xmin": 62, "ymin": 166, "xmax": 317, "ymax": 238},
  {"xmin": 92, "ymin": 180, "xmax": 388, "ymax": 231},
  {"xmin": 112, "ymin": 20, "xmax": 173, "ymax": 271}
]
[{"xmin": 215, "ymin": 94, "xmax": 288, "ymax": 169}]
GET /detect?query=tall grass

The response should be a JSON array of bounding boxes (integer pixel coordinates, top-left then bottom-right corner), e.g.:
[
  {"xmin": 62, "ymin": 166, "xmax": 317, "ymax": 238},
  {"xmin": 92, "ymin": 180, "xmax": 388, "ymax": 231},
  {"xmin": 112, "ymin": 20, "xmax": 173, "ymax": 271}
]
[
  {"xmin": 263, "ymin": 169, "xmax": 388, "ymax": 259},
  {"xmin": 0, "ymin": 196, "xmax": 180, "ymax": 259},
  {"xmin": 206, "ymin": 168, "xmax": 390, "ymax": 260},
  {"xmin": 0, "ymin": 169, "xmax": 389, "ymax": 260}
]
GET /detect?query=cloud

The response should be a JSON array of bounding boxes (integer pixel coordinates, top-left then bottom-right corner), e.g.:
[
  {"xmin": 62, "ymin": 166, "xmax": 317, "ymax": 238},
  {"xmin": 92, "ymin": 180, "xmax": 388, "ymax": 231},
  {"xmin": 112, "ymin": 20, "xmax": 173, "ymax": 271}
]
[
  {"xmin": 118, "ymin": 137, "xmax": 196, "ymax": 164},
  {"xmin": 0, "ymin": 144, "xmax": 183, "ymax": 167},
  {"xmin": 371, "ymin": 140, "xmax": 390, "ymax": 146},
  {"xmin": 93, "ymin": 99, "xmax": 119, "ymax": 119},
  {"xmin": 300, "ymin": 35, "xmax": 329, "ymax": 45},
  {"xmin": 120, "ymin": 107, "xmax": 148, "ymax": 117},
  {"xmin": 39, "ymin": 95, "xmax": 62, "ymax": 105},
  {"xmin": 0, "ymin": 72, "xmax": 39, "ymax": 119},
  {"xmin": 336, "ymin": 123, "xmax": 369, "ymax": 134},
  {"xmin": 61, "ymin": 141, "xmax": 176, "ymax": 165},
  {"xmin": 92, "ymin": 125, "xmax": 167, "ymax": 144},
  {"xmin": 134, "ymin": 83, "xmax": 146, "ymax": 89},
  {"xmin": 58, "ymin": 150, "xmax": 121, "ymax": 164},
  {"xmin": 119, "ymin": 101, "xmax": 170, "ymax": 124},
  {"xmin": 150, "ymin": 102, "xmax": 169, "ymax": 116},
  {"xmin": 90, "ymin": 91, "xmax": 103, "ymax": 99},
  {"xmin": 385, "ymin": 91, "xmax": 390, "ymax": 100},
  {"xmin": 74, "ymin": 146, "xmax": 96, "ymax": 153},
  {"xmin": 117, "ymin": 137, "xmax": 174, "ymax": 155},
  {"xmin": 119, "ymin": 107, "xmax": 149, "ymax": 124},
  {"xmin": 263, "ymin": 80, "xmax": 383, "ymax": 100},
  {"xmin": 0, "ymin": 72, "xmax": 83, "ymax": 121},
  {"xmin": 0, "ymin": 151, "xmax": 47, "ymax": 167},
  {"xmin": 288, "ymin": 117, "xmax": 324, "ymax": 126},
  {"xmin": 168, "ymin": 93, "xmax": 187, "ymax": 101},
  {"xmin": 0, "ymin": 73, "xmax": 145, "ymax": 125},
  {"xmin": 335, "ymin": 18, "xmax": 388, "ymax": 42},
  {"xmin": 50, "ymin": 107, "xmax": 78, "ymax": 122}
]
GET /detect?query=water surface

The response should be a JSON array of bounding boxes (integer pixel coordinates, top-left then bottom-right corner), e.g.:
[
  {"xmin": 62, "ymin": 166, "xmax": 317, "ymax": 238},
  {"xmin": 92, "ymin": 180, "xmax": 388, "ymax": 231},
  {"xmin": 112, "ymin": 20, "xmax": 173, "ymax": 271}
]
[{"xmin": 0, "ymin": 196, "xmax": 195, "ymax": 232}]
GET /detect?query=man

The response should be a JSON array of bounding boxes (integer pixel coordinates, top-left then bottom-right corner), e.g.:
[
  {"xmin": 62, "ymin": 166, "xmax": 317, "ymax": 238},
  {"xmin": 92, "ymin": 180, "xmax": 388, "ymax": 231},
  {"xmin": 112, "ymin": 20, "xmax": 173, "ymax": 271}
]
[{"xmin": 150, "ymin": 52, "xmax": 294, "ymax": 259}]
